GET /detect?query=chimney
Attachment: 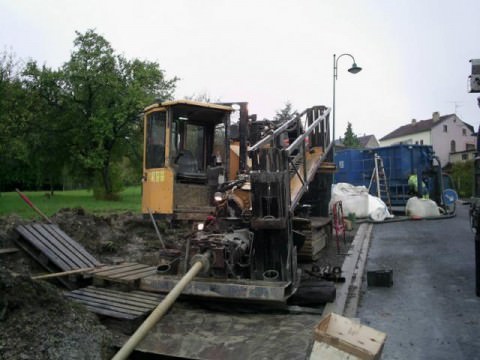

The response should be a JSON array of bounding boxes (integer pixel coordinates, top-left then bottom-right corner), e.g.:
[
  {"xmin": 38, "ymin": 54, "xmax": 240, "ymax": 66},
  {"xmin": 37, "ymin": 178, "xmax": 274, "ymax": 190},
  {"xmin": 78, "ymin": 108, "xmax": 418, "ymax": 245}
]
[
  {"xmin": 432, "ymin": 111, "xmax": 440, "ymax": 122},
  {"xmin": 411, "ymin": 119, "xmax": 416, "ymax": 124}
]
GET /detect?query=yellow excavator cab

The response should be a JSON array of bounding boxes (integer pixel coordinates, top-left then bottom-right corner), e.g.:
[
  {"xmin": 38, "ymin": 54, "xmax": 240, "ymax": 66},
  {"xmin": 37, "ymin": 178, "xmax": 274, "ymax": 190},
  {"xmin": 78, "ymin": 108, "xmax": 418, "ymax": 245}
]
[{"xmin": 142, "ymin": 100, "xmax": 233, "ymax": 220}]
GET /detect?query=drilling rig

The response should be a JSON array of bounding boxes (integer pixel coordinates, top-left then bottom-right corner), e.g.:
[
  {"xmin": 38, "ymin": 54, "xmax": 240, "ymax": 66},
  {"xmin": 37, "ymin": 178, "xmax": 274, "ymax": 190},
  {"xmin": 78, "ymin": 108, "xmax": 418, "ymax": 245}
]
[{"xmin": 140, "ymin": 99, "xmax": 334, "ymax": 302}]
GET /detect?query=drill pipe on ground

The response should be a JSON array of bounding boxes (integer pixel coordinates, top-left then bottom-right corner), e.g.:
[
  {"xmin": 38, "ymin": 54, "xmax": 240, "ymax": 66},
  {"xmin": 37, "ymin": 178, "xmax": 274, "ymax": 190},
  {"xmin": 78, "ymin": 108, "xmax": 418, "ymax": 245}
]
[{"xmin": 111, "ymin": 259, "xmax": 205, "ymax": 360}]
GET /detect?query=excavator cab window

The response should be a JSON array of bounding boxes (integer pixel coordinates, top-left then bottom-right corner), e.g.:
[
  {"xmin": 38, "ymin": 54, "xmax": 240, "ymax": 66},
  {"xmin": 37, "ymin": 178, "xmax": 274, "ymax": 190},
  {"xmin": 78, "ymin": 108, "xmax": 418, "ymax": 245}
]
[
  {"xmin": 145, "ymin": 111, "xmax": 166, "ymax": 169},
  {"xmin": 183, "ymin": 123, "xmax": 205, "ymax": 172},
  {"xmin": 172, "ymin": 117, "xmax": 208, "ymax": 181}
]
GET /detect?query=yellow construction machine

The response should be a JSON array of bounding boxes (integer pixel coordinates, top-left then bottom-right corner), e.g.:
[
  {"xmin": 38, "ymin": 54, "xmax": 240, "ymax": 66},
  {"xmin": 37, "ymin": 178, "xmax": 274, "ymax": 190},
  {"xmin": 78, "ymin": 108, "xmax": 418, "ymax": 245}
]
[{"xmin": 141, "ymin": 99, "xmax": 335, "ymax": 302}]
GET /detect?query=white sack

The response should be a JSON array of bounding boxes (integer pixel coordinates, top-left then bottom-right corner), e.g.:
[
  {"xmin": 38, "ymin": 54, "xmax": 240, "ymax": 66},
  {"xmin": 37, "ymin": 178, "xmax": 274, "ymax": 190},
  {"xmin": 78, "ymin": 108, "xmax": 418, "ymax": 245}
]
[
  {"xmin": 330, "ymin": 183, "xmax": 369, "ymax": 218},
  {"xmin": 368, "ymin": 195, "xmax": 393, "ymax": 222},
  {"xmin": 405, "ymin": 197, "xmax": 440, "ymax": 217},
  {"xmin": 330, "ymin": 182, "xmax": 394, "ymax": 221}
]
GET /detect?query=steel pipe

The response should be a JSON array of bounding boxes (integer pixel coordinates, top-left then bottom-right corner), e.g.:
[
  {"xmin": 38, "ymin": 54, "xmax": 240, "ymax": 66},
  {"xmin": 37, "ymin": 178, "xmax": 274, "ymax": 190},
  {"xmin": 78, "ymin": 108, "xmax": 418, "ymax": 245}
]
[{"xmin": 112, "ymin": 260, "xmax": 204, "ymax": 360}]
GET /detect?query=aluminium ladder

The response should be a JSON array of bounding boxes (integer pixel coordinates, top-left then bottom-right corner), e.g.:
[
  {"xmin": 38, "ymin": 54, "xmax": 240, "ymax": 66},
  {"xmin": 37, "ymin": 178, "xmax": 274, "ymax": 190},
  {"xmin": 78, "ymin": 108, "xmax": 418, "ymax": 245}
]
[{"xmin": 368, "ymin": 153, "xmax": 392, "ymax": 211}]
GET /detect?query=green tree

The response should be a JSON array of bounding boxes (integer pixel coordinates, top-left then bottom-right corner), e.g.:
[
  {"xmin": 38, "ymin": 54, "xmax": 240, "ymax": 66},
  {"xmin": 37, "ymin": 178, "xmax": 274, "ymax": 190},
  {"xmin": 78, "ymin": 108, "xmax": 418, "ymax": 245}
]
[
  {"xmin": 62, "ymin": 29, "xmax": 178, "ymax": 198},
  {"xmin": 22, "ymin": 61, "xmax": 71, "ymax": 193},
  {"xmin": 343, "ymin": 122, "xmax": 361, "ymax": 148},
  {"xmin": 0, "ymin": 51, "xmax": 34, "ymax": 191},
  {"xmin": 274, "ymin": 101, "xmax": 297, "ymax": 122}
]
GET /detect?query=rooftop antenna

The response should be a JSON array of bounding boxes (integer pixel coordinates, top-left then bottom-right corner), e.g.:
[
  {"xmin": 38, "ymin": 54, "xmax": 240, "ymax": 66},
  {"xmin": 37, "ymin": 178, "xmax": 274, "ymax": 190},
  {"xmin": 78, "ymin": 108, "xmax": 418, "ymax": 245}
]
[{"xmin": 448, "ymin": 101, "xmax": 463, "ymax": 115}]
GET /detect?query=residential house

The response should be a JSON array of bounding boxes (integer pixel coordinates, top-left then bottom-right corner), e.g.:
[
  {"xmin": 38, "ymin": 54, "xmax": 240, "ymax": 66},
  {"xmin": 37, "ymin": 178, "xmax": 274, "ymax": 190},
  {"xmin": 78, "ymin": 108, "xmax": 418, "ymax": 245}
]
[
  {"xmin": 379, "ymin": 112, "xmax": 476, "ymax": 167},
  {"xmin": 335, "ymin": 134, "xmax": 380, "ymax": 150}
]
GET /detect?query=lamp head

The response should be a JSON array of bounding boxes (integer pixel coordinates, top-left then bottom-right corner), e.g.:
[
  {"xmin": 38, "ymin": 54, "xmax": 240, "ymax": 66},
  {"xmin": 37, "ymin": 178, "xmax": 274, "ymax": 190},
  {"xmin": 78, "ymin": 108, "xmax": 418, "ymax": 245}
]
[{"xmin": 348, "ymin": 63, "xmax": 362, "ymax": 74}]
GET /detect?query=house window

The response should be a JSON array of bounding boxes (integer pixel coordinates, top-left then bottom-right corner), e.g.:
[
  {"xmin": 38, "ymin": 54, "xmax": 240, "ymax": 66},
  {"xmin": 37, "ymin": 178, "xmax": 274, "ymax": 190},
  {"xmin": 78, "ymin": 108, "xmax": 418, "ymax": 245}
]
[
  {"xmin": 462, "ymin": 154, "xmax": 468, "ymax": 160},
  {"xmin": 443, "ymin": 125, "xmax": 448, "ymax": 132},
  {"xmin": 467, "ymin": 143, "xmax": 475, "ymax": 151},
  {"xmin": 463, "ymin": 128, "xmax": 467, "ymax": 136},
  {"xmin": 415, "ymin": 141, "xmax": 419, "ymax": 145},
  {"xmin": 450, "ymin": 140, "xmax": 456, "ymax": 153},
  {"xmin": 420, "ymin": 140, "xmax": 424, "ymax": 145}
]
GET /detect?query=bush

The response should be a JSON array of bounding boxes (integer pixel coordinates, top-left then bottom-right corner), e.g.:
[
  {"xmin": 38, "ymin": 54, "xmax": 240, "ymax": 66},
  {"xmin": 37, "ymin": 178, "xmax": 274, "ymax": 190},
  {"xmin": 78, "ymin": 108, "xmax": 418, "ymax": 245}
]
[{"xmin": 448, "ymin": 160, "xmax": 474, "ymax": 198}]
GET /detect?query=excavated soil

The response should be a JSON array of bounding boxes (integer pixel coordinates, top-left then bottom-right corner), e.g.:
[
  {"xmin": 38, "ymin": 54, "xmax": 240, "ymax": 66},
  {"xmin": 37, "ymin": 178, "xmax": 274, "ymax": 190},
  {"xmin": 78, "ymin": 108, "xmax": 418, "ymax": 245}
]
[
  {"xmin": 0, "ymin": 209, "xmax": 171, "ymax": 360},
  {"xmin": 0, "ymin": 208, "xmax": 356, "ymax": 359}
]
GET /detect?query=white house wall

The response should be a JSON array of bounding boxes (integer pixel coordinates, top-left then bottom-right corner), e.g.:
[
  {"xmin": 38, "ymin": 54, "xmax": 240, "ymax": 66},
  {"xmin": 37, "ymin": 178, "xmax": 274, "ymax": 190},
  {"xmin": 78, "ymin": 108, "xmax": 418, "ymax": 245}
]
[
  {"xmin": 431, "ymin": 117, "xmax": 476, "ymax": 167},
  {"xmin": 380, "ymin": 130, "xmax": 431, "ymax": 147}
]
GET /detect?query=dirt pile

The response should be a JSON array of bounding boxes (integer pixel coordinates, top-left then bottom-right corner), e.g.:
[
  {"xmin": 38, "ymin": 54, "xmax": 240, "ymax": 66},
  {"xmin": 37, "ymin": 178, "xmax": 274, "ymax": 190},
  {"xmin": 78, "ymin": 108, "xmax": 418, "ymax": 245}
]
[
  {"xmin": 0, "ymin": 208, "xmax": 356, "ymax": 359},
  {"xmin": 0, "ymin": 267, "xmax": 113, "ymax": 360},
  {"xmin": 0, "ymin": 208, "xmax": 172, "ymax": 360},
  {"xmin": 51, "ymin": 208, "xmax": 168, "ymax": 265}
]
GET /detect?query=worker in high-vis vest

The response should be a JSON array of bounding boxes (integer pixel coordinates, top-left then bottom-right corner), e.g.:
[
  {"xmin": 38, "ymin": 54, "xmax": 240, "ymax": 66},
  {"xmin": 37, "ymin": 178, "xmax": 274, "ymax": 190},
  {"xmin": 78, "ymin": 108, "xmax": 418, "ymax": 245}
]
[{"xmin": 408, "ymin": 172, "xmax": 429, "ymax": 199}]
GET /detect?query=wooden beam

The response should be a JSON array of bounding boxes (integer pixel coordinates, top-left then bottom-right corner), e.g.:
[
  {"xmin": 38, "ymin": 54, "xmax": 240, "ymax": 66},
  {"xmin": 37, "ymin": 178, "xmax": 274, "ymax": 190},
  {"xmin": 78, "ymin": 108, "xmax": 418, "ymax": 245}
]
[
  {"xmin": 0, "ymin": 247, "xmax": 19, "ymax": 255},
  {"xmin": 31, "ymin": 266, "xmax": 103, "ymax": 280}
]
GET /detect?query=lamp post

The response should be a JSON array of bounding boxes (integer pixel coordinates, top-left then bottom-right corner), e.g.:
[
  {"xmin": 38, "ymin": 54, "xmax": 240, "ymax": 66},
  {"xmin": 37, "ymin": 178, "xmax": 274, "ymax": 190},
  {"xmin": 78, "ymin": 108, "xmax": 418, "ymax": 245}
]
[{"xmin": 332, "ymin": 53, "xmax": 362, "ymax": 182}]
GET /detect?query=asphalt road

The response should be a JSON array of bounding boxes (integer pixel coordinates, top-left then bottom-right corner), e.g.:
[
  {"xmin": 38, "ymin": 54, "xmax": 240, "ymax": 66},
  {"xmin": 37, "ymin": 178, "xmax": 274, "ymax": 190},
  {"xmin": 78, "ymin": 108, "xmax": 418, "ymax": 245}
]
[{"xmin": 357, "ymin": 202, "xmax": 480, "ymax": 360}]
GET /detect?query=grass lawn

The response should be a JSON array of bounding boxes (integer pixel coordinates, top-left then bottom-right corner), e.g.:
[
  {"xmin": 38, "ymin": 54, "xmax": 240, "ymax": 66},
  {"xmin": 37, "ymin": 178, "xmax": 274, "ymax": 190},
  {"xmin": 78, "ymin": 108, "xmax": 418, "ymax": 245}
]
[{"xmin": 0, "ymin": 187, "xmax": 142, "ymax": 219}]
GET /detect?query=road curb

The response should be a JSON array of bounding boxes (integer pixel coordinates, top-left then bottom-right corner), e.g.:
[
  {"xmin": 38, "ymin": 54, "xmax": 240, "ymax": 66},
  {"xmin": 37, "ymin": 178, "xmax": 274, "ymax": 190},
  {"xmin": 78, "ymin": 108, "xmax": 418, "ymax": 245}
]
[{"xmin": 322, "ymin": 223, "xmax": 373, "ymax": 317}]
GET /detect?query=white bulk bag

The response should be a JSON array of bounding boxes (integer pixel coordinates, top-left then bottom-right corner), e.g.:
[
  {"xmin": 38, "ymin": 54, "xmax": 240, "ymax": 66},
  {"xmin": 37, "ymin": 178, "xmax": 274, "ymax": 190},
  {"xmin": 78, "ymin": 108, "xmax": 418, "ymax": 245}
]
[
  {"xmin": 405, "ymin": 197, "xmax": 440, "ymax": 217},
  {"xmin": 330, "ymin": 183, "xmax": 369, "ymax": 218}
]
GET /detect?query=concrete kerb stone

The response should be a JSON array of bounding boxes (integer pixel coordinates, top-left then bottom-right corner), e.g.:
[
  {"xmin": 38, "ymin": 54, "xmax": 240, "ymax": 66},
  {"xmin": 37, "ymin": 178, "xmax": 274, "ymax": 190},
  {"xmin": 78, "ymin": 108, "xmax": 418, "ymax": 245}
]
[{"xmin": 321, "ymin": 223, "xmax": 373, "ymax": 318}]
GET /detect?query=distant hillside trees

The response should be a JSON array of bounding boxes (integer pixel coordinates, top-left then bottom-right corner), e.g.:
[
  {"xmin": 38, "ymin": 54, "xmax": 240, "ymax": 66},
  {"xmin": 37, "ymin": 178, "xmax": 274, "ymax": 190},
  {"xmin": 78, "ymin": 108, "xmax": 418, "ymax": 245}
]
[{"xmin": 0, "ymin": 30, "xmax": 178, "ymax": 198}]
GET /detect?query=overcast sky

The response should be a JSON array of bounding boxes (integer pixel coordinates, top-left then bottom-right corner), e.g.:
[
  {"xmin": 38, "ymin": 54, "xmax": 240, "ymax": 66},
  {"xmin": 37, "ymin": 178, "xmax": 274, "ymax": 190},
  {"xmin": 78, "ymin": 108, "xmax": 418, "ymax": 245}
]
[{"xmin": 1, "ymin": 0, "xmax": 480, "ymax": 140}]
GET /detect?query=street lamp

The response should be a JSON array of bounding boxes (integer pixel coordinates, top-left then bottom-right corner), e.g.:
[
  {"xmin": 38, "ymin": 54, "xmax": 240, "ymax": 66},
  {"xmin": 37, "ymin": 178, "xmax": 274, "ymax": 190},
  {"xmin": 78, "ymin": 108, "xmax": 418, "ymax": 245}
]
[{"xmin": 332, "ymin": 53, "xmax": 362, "ymax": 181}]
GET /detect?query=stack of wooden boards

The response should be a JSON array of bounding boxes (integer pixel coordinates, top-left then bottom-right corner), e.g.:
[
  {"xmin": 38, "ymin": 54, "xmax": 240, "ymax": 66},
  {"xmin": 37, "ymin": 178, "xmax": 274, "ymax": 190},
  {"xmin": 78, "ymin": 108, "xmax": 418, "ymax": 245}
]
[{"xmin": 295, "ymin": 217, "xmax": 332, "ymax": 262}]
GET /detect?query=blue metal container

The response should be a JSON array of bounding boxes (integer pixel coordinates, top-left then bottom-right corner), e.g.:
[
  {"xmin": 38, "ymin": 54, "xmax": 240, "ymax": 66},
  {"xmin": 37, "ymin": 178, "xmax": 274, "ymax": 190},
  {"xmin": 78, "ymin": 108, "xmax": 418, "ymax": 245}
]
[
  {"xmin": 335, "ymin": 149, "xmax": 367, "ymax": 184},
  {"xmin": 334, "ymin": 145, "xmax": 436, "ymax": 206}
]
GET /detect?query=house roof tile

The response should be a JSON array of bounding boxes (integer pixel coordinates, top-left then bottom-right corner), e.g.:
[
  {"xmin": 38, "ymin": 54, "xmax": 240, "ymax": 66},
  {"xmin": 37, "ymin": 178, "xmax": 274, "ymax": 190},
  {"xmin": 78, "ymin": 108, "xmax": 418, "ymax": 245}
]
[{"xmin": 380, "ymin": 114, "xmax": 474, "ymax": 141}]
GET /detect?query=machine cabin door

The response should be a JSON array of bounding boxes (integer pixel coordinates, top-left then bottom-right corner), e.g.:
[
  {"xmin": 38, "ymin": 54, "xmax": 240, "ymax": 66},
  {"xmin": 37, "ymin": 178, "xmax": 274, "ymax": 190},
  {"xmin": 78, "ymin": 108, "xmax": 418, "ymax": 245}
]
[
  {"xmin": 142, "ymin": 101, "xmax": 233, "ymax": 217},
  {"xmin": 142, "ymin": 108, "xmax": 175, "ymax": 215}
]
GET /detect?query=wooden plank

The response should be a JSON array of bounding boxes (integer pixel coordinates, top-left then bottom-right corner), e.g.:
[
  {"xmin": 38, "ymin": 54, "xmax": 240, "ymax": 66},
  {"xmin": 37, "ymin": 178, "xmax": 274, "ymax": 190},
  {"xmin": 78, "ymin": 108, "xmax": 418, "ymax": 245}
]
[
  {"xmin": 31, "ymin": 225, "xmax": 85, "ymax": 269},
  {"xmin": 82, "ymin": 304, "xmax": 139, "ymax": 320},
  {"xmin": 310, "ymin": 341, "xmax": 361, "ymax": 360},
  {"xmin": 291, "ymin": 147, "xmax": 325, "ymax": 207},
  {"xmin": 38, "ymin": 225, "xmax": 99, "ymax": 267},
  {"xmin": 92, "ymin": 264, "xmax": 157, "ymax": 282},
  {"xmin": 16, "ymin": 225, "xmax": 73, "ymax": 271},
  {"xmin": 16, "ymin": 224, "xmax": 100, "ymax": 272},
  {"xmin": 120, "ymin": 268, "xmax": 158, "ymax": 281},
  {"xmin": 32, "ymin": 266, "xmax": 99, "ymax": 280},
  {"xmin": 48, "ymin": 225, "xmax": 100, "ymax": 266},
  {"xmin": 65, "ymin": 287, "xmax": 164, "ymax": 320},
  {"xmin": 91, "ymin": 263, "xmax": 147, "ymax": 276},
  {"xmin": 105, "ymin": 265, "xmax": 155, "ymax": 279},
  {"xmin": 84, "ymin": 286, "xmax": 164, "ymax": 301},
  {"xmin": 0, "ymin": 247, "xmax": 19, "ymax": 255},
  {"xmin": 66, "ymin": 293, "xmax": 148, "ymax": 316},
  {"xmin": 70, "ymin": 287, "xmax": 162, "ymax": 309},
  {"xmin": 32, "ymin": 224, "xmax": 94, "ymax": 268},
  {"xmin": 84, "ymin": 287, "xmax": 161, "ymax": 308}
]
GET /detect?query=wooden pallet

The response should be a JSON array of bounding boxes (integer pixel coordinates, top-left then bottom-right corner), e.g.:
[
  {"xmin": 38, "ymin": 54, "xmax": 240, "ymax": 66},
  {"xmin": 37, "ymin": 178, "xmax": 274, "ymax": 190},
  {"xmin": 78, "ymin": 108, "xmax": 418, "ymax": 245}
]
[
  {"xmin": 15, "ymin": 224, "xmax": 101, "ymax": 288},
  {"xmin": 65, "ymin": 286, "xmax": 164, "ymax": 334},
  {"xmin": 90, "ymin": 262, "xmax": 158, "ymax": 289}
]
